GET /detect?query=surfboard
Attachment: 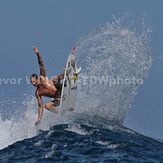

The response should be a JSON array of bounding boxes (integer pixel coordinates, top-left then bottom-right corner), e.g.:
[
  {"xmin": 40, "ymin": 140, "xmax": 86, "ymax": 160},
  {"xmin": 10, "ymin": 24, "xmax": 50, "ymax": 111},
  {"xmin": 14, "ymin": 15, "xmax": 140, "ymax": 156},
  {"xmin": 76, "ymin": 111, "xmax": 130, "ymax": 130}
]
[{"xmin": 59, "ymin": 53, "xmax": 81, "ymax": 115}]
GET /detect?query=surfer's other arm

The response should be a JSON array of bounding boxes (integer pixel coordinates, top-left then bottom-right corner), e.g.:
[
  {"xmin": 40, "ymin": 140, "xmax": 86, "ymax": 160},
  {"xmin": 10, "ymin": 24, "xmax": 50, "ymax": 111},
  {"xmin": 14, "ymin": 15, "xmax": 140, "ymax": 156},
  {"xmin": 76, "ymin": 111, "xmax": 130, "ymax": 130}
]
[
  {"xmin": 35, "ymin": 93, "xmax": 44, "ymax": 126},
  {"xmin": 53, "ymin": 73, "xmax": 64, "ymax": 84},
  {"xmin": 33, "ymin": 46, "xmax": 46, "ymax": 77}
]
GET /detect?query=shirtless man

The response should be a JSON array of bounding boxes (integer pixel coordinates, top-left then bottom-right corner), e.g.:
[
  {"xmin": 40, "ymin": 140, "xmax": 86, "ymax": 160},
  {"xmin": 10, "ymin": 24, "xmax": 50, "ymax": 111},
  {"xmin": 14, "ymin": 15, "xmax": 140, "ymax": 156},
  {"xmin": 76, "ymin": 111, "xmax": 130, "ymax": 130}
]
[{"xmin": 30, "ymin": 46, "xmax": 64, "ymax": 125}]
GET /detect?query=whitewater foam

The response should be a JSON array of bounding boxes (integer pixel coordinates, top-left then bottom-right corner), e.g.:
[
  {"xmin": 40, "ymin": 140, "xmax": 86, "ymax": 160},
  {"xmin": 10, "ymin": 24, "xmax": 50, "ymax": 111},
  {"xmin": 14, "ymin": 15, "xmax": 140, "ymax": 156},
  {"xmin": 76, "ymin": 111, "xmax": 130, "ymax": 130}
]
[
  {"xmin": 0, "ymin": 96, "xmax": 37, "ymax": 149},
  {"xmin": 0, "ymin": 96, "xmax": 61, "ymax": 150}
]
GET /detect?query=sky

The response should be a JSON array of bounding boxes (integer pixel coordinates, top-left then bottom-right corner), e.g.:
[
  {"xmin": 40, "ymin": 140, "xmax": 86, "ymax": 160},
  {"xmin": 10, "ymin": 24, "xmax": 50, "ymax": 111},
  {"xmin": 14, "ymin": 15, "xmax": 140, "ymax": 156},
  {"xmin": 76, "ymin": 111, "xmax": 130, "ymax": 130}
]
[{"xmin": 0, "ymin": 0, "xmax": 163, "ymax": 140}]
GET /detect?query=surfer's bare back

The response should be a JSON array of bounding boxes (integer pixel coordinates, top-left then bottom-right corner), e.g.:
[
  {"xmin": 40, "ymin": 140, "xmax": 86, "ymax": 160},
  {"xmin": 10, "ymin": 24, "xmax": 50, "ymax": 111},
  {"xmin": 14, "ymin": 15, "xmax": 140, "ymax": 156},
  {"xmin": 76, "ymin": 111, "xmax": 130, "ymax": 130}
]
[{"xmin": 30, "ymin": 46, "xmax": 64, "ymax": 126}]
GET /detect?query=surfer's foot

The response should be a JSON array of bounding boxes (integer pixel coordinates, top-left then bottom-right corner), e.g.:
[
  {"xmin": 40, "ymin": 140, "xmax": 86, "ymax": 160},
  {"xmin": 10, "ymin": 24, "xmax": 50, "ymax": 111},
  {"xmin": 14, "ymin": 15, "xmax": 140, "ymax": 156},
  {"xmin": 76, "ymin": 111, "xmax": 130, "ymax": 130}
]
[{"xmin": 67, "ymin": 108, "xmax": 74, "ymax": 112}]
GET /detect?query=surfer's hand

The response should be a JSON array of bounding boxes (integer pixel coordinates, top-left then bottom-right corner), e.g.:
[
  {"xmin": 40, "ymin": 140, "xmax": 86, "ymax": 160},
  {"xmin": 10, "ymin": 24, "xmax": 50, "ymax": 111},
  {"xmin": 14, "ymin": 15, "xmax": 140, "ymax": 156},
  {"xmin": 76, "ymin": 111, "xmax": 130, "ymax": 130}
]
[
  {"xmin": 33, "ymin": 46, "xmax": 39, "ymax": 54},
  {"xmin": 63, "ymin": 66, "xmax": 66, "ymax": 70},
  {"xmin": 53, "ymin": 77, "xmax": 58, "ymax": 84},
  {"xmin": 35, "ymin": 119, "xmax": 41, "ymax": 126}
]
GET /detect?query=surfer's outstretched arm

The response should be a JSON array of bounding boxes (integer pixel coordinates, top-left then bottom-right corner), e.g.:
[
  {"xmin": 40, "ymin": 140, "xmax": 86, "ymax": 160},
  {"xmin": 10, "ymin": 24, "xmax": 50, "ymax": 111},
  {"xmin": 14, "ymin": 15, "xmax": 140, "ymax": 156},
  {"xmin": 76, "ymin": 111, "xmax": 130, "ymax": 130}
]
[
  {"xmin": 33, "ymin": 46, "xmax": 46, "ymax": 77},
  {"xmin": 35, "ymin": 93, "xmax": 44, "ymax": 126}
]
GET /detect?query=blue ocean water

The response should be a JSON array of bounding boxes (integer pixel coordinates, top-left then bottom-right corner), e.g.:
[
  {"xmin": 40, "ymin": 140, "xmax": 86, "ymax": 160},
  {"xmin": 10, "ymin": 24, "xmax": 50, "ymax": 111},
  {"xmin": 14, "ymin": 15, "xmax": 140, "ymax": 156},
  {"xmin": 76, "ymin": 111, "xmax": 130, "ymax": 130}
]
[
  {"xmin": 0, "ymin": 16, "xmax": 162, "ymax": 162},
  {"xmin": 0, "ymin": 122, "xmax": 162, "ymax": 163}
]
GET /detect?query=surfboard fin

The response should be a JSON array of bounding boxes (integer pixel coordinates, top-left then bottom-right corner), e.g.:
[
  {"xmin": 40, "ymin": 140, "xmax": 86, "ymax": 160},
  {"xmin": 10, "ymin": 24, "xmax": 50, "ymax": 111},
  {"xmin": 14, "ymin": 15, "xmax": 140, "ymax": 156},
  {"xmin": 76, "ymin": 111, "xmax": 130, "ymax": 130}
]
[{"xmin": 75, "ymin": 67, "xmax": 81, "ymax": 74}]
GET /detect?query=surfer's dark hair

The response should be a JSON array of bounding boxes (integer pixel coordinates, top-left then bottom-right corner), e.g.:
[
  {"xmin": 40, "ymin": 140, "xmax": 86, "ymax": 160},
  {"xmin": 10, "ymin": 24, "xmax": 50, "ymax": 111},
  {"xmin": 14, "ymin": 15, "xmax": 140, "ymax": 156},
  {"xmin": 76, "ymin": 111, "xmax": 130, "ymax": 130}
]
[{"xmin": 30, "ymin": 74, "xmax": 38, "ymax": 80}]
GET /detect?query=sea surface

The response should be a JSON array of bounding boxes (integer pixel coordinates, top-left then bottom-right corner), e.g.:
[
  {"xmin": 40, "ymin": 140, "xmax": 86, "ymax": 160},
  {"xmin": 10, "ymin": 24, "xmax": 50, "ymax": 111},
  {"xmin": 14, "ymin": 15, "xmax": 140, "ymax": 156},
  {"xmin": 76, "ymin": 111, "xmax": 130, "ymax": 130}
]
[{"xmin": 0, "ymin": 121, "xmax": 162, "ymax": 163}]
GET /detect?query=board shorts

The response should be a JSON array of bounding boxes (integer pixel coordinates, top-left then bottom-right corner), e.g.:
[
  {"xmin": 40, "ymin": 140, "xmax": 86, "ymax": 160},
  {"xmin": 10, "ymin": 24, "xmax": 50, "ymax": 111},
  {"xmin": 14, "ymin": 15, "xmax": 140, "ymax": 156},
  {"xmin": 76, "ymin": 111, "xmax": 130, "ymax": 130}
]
[
  {"xmin": 51, "ymin": 98, "xmax": 60, "ymax": 107},
  {"xmin": 52, "ymin": 83, "xmax": 62, "ymax": 107},
  {"xmin": 54, "ymin": 84, "xmax": 62, "ymax": 98}
]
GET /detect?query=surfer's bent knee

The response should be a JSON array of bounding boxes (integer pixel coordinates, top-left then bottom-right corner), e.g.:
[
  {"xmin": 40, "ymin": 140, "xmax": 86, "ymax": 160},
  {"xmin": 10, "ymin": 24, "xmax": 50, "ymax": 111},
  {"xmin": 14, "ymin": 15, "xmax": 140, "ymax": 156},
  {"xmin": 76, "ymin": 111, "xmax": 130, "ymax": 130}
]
[{"xmin": 44, "ymin": 103, "xmax": 50, "ymax": 110}]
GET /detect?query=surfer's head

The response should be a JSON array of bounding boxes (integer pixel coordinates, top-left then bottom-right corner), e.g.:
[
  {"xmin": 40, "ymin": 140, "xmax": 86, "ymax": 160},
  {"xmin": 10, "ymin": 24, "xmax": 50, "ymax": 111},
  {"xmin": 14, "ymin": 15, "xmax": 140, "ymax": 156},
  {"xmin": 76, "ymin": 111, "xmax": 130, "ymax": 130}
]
[{"xmin": 30, "ymin": 74, "xmax": 40, "ymax": 87}]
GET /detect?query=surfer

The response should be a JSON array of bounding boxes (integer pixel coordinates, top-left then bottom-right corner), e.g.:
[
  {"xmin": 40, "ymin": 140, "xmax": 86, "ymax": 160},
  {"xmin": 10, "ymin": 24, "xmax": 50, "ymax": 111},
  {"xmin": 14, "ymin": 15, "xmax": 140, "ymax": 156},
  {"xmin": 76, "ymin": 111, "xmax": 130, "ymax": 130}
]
[{"xmin": 30, "ymin": 46, "xmax": 64, "ymax": 125}]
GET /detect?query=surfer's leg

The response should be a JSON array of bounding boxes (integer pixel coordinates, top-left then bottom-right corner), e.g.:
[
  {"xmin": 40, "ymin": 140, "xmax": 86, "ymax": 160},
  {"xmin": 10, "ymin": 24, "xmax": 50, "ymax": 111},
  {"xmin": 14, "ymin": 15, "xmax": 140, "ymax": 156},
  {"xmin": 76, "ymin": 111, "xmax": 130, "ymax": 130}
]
[{"xmin": 44, "ymin": 101, "xmax": 59, "ymax": 114}]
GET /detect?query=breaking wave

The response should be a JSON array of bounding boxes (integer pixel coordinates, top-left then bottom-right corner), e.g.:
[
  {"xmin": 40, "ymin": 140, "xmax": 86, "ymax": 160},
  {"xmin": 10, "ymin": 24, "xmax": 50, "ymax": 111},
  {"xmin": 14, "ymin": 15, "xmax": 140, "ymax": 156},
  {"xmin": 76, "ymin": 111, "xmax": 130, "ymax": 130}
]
[{"xmin": 0, "ymin": 15, "xmax": 152, "ymax": 150}]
